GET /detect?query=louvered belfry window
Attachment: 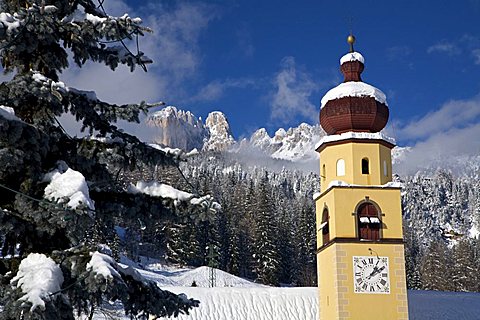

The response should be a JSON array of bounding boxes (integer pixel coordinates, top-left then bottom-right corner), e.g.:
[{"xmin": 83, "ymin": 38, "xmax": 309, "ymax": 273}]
[
  {"xmin": 321, "ymin": 209, "xmax": 329, "ymax": 245},
  {"xmin": 357, "ymin": 203, "xmax": 380, "ymax": 240}
]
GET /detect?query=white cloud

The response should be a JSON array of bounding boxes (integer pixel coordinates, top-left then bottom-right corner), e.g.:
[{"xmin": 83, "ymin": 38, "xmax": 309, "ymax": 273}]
[
  {"xmin": 61, "ymin": 63, "xmax": 162, "ymax": 105},
  {"xmin": 192, "ymin": 78, "xmax": 257, "ymax": 102},
  {"xmin": 395, "ymin": 123, "xmax": 480, "ymax": 175},
  {"xmin": 140, "ymin": 2, "xmax": 217, "ymax": 80},
  {"xmin": 427, "ymin": 41, "xmax": 461, "ymax": 55},
  {"xmin": 236, "ymin": 24, "xmax": 255, "ymax": 57},
  {"xmin": 386, "ymin": 45, "xmax": 412, "ymax": 61},
  {"xmin": 60, "ymin": 0, "xmax": 216, "ymax": 105},
  {"xmin": 270, "ymin": 57, "xmax": 318, "ymax": 124},
  {"xmin": 394, "ymin": 94, "xmax": 480, "ymax": 175},
  {"xmin": 397, "ymin": 95, "xmax": 480, "ymax": 140},
  {"xmin": 472, "ymin": 49, "xmax": 480, "ymax": 64},
  {"xmin": 427, "ymin": 35, "xmax": 480, "ymax": 65}
]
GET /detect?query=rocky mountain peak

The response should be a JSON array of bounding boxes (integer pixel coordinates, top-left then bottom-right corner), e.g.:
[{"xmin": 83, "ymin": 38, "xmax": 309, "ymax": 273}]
[
  {"xmin": 145, "ymin": 106, "xmax": 207, "ymax": 151},
  {"xmin": 249, "ymin": 128, "xmax": 281, "ymax": 154},
  {"xmin": 144, "ymin": 106, "xmax": 326, "ymax": 161},
  {"xmin": 203, "ymin": 111, "xmax": 235, "ymax": 151},
  {"xmin": 274, "ymin": 128, "xmax": 287, "ymax": 142}
]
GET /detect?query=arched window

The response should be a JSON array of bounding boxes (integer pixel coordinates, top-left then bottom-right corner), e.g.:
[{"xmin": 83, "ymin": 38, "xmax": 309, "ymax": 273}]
[
  {"xmin": 320, "ymin": 208, "xmax": 329, "ymax": 245},
  {"xmin": 361, "ymin": 158, "xmax": 369, "ymax": 174},
  {"xmin": 336, "ymin": 159, "xmax": 345, "ymax": 176},
  {"xmin": 322, "ymin": 164, "xmax": 326, "ymax": 181},
  {"xmin": 357, "ymin": 202, "xmax": 381, "ymax": 240},
  {"xmin": 383, "ymin": 160, "xmax": 388, "ymax": 176}
]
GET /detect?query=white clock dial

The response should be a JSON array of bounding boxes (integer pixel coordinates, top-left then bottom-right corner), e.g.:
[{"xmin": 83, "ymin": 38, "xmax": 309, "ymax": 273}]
[{"xmin": 353, "ymin": 256, "xmax": 390, "ymax": 294}]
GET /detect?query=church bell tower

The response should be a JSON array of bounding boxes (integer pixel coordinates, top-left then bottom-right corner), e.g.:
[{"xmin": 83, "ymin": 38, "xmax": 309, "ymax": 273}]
[{"xmin": 315, "ymin": 35, "xmax": 409, "ymax": 320}]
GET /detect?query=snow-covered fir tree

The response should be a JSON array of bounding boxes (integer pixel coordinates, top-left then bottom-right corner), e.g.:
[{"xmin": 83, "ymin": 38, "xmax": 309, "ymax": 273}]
[
  {"xmin": 451, "ymin": 239, "xmax": 478, "ymax": 292},
  {"xmin": 0, "ymin": 1, "xmax": 224, "ymax": 318},
  {"xmin": 420, "ymin": 241, "xmax": 451, "ymax": 291},
  {"xmin": 252, "ymin": 172, "xmax": 280, "ymax": 286}
]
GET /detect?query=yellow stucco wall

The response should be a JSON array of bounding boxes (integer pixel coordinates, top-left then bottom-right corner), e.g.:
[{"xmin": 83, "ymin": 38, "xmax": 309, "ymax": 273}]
[
  {"xmin": 315, "ymin": 187, "xmax": 404, "ymax": 246},
  {"xmin": 318, "ymin": 243, "xmax": 408, "ymax": 320},
  {"xmin": 315, "ymin": 137, "xmax": 409, "ymax": 319},
  {"xmin": 319, "ymin": 141, "xmax": 393, "ymax": 193}
]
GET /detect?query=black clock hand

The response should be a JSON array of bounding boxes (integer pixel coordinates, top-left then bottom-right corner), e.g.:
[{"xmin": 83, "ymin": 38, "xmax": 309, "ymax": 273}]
[
  {"xmin": 367, "ymin": 257, "xmax": 381, "ymax": 278},
  {"xmin": 368, "ymin": 265, "xmax": 385, "ymax": 278}
]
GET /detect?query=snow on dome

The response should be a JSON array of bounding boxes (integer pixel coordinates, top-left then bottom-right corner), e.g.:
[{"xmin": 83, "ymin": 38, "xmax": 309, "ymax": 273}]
[
  {"xmin": 320, "ymin": 81, "xmax": 387, "ymax": 109},
  {"xmin": 340, "ymin": 51, "xmax": 365, "ymax": 65}
]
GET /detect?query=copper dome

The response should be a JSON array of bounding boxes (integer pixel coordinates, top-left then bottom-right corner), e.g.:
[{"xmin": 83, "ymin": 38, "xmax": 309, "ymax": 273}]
[{"xmin": 320, "ymin": 51, "xmax": 389, "ymax": 135}]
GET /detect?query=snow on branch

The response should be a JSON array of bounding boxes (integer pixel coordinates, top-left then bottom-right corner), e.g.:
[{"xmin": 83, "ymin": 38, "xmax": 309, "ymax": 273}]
[
  {"xmin": 128, "ymin": 181, "xmax": 221, "ymax": 212},
  {"xmin": 32, "ymin": 71, "xmax": 98, "ymax": 102},
  {"xmin": 85, "ymin": 250, "xmax": 147, "ymax": 285},
  {"xmin": 149, "ymin": 144, "xmax": 199, "ymax": 160},
  {"xmin": 43, "ymin": 161, "xmax": 95, "ymax": 212},
  {"xmin": 61, "ymin": 4, "xmax": 142, "ymax": 29},
  {"xmin": 0, "ymin": 105, "xmax": 20, "ymax": 121},
  {"xmin": 86, "ymin": 252, "xmax": 121, "ymax": 281},
  {"xmin": 10, "ymin": 253, "xmax": 64, "ymax": 312},
  {"xmin": 0, "ymin": 12, "xmax": 22, "ymax": 34}
]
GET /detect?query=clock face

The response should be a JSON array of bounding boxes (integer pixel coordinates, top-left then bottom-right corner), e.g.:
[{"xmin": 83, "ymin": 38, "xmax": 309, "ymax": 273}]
[{"xmin": 353, "ymin": 256, "xmax": 390, "ymax": 294}]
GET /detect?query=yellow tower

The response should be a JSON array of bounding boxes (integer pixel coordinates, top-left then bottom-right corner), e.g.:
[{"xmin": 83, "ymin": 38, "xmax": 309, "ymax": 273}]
[{"xmin": 315, "ymin": 36, "xmax": 409, "ymax": 320}]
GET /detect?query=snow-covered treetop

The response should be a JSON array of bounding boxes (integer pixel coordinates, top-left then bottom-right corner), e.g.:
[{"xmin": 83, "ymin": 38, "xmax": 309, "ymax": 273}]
[
  {"xmin": 340, "ymin": 51, "xmax": 365, "ymax": 65},
  {"xmin": 315, "ymin": 131, "xmax": 396, "ymax": 150},
  {"xmin": 320, "ymin": 81, "xmax": 388, "ymax": 109}
]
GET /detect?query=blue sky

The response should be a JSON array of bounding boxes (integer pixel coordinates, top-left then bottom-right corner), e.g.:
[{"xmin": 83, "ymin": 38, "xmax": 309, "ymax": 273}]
[{"xmin": 62, "ymin": 0, "xmax": 480, "ymax": 161}]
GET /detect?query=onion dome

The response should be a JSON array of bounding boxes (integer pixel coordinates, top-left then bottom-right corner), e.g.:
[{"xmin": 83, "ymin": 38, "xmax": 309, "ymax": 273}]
[{"xmin": 320, "ymin": 35, "xmax": 389, "ymax": 135}]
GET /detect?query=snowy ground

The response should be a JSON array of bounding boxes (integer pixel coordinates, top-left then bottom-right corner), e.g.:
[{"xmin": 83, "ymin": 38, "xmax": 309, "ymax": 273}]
[{"xmin": 94, "ymin": 262, "xmax": 480, "ymax": 320}]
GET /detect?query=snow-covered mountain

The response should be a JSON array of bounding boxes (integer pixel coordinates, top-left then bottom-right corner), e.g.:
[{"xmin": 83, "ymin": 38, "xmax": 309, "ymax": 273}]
[
  {"xmin": 145, "ymin": 106, "xmax": 207, "ymax": 151},
  {"xmin": 144, "ymin": 106, "xmax": 324, "ymax": 162},
  {"xmin": 243, "ymin": 124, "xmax": 324, "ymax": 162},
  {"xmin": 145, "ymin": 106, "xmax": 236, "ymax": 152},
  {"xmin": 203, "ymin": 111, "xmax": 236, "ymax": 152},
  {"xmin": 143, "ymin": 106, "xmax": 479, "ymax": 176}
]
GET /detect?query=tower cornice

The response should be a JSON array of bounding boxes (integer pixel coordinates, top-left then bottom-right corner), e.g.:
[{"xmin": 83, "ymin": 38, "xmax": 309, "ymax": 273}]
[{"xmin": 315, "ymin": 132, "xmax": 395, "ymax": 152}]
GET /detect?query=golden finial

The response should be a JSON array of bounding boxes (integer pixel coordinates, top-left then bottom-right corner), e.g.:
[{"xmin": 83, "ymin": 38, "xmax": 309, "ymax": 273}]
[{"xmin": 347, "ymin": 34, "xmax": 355, "ymax": 53}]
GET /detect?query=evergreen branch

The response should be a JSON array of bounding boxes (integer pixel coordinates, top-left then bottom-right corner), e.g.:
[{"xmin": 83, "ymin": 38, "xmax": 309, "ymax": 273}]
[
  {"xmin": 96, "ymin": 30, "xmax": 136, "ymax": 44},
  {"xmin": 96, "ymin": 0, "xmax": 148, "ymax": 72},
  {"xmin": 49, "ymin": 273, "xmax": 89, "ymax": 297},
  {"xmin": 48, "ymin": 111, "xmax": 73, "ymax": 140},
  {"xmin": 175, "ymin": 162, "xmax": 197, "ymax": 193},
  {"xmin": 0, "ymin": 181, "xmax": 96, "ymax": 216},
  {"xmin": 0, "ymin": 12, "xmax": 32, "ymax": 51}
]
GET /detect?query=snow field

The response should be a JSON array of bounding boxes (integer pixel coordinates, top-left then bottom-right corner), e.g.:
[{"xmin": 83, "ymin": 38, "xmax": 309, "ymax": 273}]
[
  {"xmin": 165, "ymin": 286, "xmax": 318, "ymax": 320},
  {"xmin": 140, "ymin": 264, "xmax": 480, "ymax": 320}
]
